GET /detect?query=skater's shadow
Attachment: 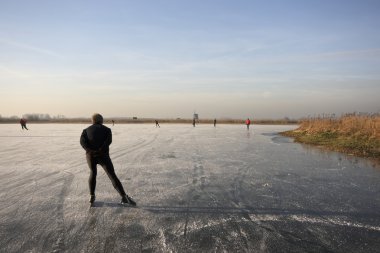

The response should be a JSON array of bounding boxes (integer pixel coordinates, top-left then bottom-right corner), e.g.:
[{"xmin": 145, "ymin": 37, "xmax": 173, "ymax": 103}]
[{"xmin": 91, "ymin": 201, "xmax": 132, "ymax": 208}]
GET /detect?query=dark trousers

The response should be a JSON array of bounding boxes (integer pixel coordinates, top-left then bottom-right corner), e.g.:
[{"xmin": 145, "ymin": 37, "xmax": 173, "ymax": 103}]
[{"xmin": 86, "ymin": 154, "xmax": 126, "ymax": 196}]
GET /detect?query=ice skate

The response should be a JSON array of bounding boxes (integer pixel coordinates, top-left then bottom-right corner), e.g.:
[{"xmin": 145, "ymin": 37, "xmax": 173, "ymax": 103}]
[
  {"xmin": 89, "ymin": 195, "xmax": 96, "ymax": 204},
  {"xmin": 120, "ymin": 195, "xmax": 136, "ymax": 206}
]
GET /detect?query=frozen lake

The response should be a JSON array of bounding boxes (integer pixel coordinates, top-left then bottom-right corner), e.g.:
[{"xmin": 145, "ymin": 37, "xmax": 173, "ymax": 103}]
[{"xmin": 0, "ymin": 124, "xmax": 379, "ymax": 252}]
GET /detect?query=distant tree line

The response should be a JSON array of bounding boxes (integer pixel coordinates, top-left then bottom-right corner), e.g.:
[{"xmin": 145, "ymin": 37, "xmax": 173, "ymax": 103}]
[
  {"xmin": 0, "ymin": 114, "xmax": 66, "ymax": 123},
  {"xmin": 22, "ymin": 113, "xmax": 52, "ymax": 121}
]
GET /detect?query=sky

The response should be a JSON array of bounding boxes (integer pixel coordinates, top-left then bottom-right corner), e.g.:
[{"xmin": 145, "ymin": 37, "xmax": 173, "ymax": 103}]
[{"xmin": 0, "ymin": 0, "xmax": 379, "ymax": 119}]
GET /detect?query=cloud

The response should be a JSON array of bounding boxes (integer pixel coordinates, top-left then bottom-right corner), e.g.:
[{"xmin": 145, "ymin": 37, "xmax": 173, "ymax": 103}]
[
  {"xmin": 0, "ymin": 65, "xmax": 33, "ymax": 79},
  {"xmin": 0, "ymin": 38, "xmax": 63, "ymax": 58}
]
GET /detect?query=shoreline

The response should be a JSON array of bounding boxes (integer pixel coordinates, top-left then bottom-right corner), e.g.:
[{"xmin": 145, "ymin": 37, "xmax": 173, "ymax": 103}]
[
  {"xmin": 281, "ymin": 114, "xmax": 380, "ymax": 162},
  {"xmin": 281, "ymin": 130, "xmax": 380, "ymax": 162}
]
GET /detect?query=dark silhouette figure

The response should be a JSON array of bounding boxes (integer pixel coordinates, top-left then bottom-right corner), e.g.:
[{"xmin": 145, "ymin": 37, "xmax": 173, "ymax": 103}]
[
  {"xmin": 193, "ymin": 118, "xmax": 196, "ymax": 127},
  {"xmin": 245, "ymin": 118, "xmax": 251, "ymax": 130},
  {"xmin": 20, "ymin": 118, "xmax": 28, "ymax": 130},
  {"xmin": 155, "ymin": 120, "xmax": 160, "ymax": 128},
  {"xmin": 214, "ymin": 119, "xmax": 216, "ymax": 127},
  {"xmin": 80, "ymin": 113, "xmax": 136, "ymax": 206},
  {"xmin": 112, "ymin": 120, "xmax": 115, "ymax": 126}
]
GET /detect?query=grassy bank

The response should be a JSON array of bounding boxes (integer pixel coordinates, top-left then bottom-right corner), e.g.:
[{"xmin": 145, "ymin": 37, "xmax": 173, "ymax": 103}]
[{"xmin": 282, "ymin": 114, "xmax": 380, "ymax": 160}]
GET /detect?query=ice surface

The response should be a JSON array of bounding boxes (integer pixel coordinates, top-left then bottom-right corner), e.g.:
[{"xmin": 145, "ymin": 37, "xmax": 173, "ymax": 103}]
[{"xmin": 0, "ymin": 124, "xmax": 379, "ymax": 252}]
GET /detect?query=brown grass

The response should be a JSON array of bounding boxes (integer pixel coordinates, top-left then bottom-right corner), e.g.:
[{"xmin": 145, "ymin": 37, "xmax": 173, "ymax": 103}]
[
  {"xmin": 283, "ymin": 113, "xmax": 380, "ymax": 159},
  {"xmin": 297, "ymin": 113, "xmax": 380, "ymax": 139}
]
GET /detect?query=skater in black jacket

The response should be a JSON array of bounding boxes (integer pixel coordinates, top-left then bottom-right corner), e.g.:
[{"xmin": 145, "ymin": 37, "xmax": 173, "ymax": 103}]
[
  {"xmin": 20, "ymin": 118, "xmax": 28, "ymax": 130},
  {"xmin": 80, "ymin": 113, "xmax": 136, "ymax": 206}
]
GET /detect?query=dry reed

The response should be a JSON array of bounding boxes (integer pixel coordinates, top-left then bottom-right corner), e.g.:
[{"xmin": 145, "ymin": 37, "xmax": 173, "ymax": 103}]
[
  {"xmin": 284, "ymin": 113, "xmax": 380, "ymax": 159},
  {"xmin": 298, "ymin": 113, "xmax": 380, "ymax": 139}
]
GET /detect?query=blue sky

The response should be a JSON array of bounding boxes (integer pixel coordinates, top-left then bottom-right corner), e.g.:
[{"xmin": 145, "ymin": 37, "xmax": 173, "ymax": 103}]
[{"xmin": 1, "ymin": 0, "xmax": 379, "ymax": 119}]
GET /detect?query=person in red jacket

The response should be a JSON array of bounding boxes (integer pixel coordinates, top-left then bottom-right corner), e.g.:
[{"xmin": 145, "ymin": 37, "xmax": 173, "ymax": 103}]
[
  {"xmin": 245, "ymin": 118, "xmax": 251, "ymax": 130},
  {"xmin": 20, "ymin": 118, "xmax": 28, "ymax": 130},
  {"xmin": 80, "ymin": 113, "xmax": 136, "ymax": 206}
]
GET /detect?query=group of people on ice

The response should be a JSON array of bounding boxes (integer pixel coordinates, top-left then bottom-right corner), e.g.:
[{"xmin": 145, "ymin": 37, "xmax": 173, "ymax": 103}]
[
  {"xmin": 18, "ymin": 113, "xmax": 252, "ymax": 207},
  {"xmin": 19, "ymin": 117, "xmax": 252, "ymax": 130}
]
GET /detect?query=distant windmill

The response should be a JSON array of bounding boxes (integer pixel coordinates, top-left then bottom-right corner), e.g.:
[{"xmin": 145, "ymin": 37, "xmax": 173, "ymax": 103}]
[
  {"xmin": 193, "ymin": 111, "xmax": 199, "ymax": 127},
  {"xmin": 193, "ymin": 112, "xmax": 199, "ymax": 121}
]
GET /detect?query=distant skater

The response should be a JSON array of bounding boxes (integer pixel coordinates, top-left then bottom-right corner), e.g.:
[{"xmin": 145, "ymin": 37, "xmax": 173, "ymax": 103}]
[
  {"xmin": 155, "ymin": 120, "xmax": 160, "ymax": 128},
  {"xmin": 245, "ymin": 118, "xmax": 251, "ymax": 130},
  {"xmin": 80, "ymin": 113, "xmax": 136, "ymax": 206},
  {"xmin": 214, "ymin": 119, "xmax": 216, "ymax": 127},
  {"xmin": 112, "ymin": 120, "xmax": 115, "ymax": 126},
  {"xmin": 193, "ymin": 118, "xmax": 196, "ymax": 127},
  {"xmin": 20, "ymin": 118, "xmax": 28, "ymax": 130}
]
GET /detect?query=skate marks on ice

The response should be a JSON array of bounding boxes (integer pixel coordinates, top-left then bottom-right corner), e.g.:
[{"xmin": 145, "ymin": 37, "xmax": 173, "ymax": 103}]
[
  {"xmin": 0, "ymin": 167, "xmax": 74, "ymax": 253},
  {"xmin": 111, "ymin": 133, "xmax": 159, "ymax": 161},
  {"xmin": 141, "ymin": 205, "xmax": 380, "ymax": 231},
  {"xmin": 140, "ymin": 126, "xmax": 380, "ymax": 252},
  {"xmin": 1, "ymin": 124, "xmax": 380, "ymax": 252},
  {"xmin": 137, "ymin": 200, "xmax": 380, "ymax": 252}
]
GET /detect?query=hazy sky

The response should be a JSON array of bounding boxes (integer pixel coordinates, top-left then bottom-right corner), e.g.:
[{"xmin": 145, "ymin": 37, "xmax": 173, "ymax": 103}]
[{"xmin": 1, "ymin": 0, "xmax": 379, "ymax": 119}]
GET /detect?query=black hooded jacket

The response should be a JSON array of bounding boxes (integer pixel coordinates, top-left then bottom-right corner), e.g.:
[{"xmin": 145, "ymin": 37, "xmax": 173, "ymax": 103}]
[{"xmin": 80, "ymin": 123, "xmax": 112, "ymax": 155}]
